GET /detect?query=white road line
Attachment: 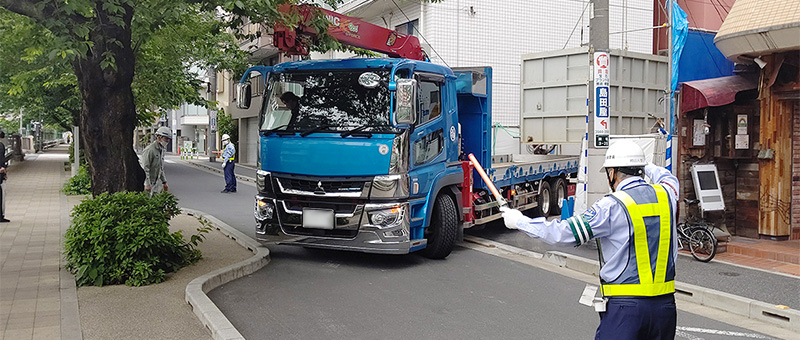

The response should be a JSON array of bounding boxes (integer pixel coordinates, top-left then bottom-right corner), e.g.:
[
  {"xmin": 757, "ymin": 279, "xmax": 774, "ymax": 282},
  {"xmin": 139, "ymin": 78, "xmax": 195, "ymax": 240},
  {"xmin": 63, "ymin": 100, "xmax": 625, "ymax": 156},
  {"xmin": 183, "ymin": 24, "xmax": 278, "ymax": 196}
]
[
  {"xmin": 676, "ymin": 330, "xmax": 704, "ymax": 340},
  {"xmin": 164, "ymin": 159, "xmax": 175, "ymax": 163},
  {"xmin": 676, "ymin": 326, "xmax": 775, "ymax": 339}
]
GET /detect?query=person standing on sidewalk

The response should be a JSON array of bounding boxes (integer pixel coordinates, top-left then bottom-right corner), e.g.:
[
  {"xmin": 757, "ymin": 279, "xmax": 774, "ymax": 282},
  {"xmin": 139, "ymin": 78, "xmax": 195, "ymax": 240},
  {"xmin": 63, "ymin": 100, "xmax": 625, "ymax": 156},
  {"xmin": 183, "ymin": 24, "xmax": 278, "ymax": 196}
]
[
  {"xmin": 0, "ymin": 130, "xmax": 8, "ymax": 222},
  {"xmin": 142, "ymin": 126, "xmax": 171, "ymax": 196},
  {"xmin": 220, "ymin": 133, "xmax": 236, "ymax": 193},
  {"xmin": 501, "ymin": 140, "xmax": 679, "ymax": 340}
]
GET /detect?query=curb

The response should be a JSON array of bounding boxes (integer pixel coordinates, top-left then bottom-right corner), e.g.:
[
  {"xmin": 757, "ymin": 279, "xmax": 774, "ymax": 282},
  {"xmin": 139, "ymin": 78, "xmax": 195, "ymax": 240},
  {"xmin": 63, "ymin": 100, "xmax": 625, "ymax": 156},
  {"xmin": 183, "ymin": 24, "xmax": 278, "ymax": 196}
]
[
  {"xmin": 181, "ymin": 160, "xmax": 257, "ymax": 184},
  {"xmin": 464, "ymin": 235, "xmax": 800, "ymax": 333},
  {"xmin": 181, "ymin": 208, "xmax": 270, "ymax": 340}
]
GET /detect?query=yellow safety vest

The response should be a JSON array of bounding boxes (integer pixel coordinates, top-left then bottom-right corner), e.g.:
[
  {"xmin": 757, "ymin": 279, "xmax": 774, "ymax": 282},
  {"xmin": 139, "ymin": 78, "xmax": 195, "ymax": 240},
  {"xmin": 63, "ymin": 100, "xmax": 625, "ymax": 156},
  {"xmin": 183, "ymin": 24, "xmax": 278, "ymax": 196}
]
[{"xmin": 602, "ymin": 184, "xmax": 675, "ymax": 297}]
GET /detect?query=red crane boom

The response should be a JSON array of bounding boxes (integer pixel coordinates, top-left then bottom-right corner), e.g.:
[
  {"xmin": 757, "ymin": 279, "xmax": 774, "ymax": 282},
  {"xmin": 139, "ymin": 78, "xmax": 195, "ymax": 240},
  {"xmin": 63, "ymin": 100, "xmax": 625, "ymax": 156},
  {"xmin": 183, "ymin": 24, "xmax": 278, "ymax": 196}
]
[{"xmin": 273, "ymin": 4, "xmax": 425, "ymax": 61}]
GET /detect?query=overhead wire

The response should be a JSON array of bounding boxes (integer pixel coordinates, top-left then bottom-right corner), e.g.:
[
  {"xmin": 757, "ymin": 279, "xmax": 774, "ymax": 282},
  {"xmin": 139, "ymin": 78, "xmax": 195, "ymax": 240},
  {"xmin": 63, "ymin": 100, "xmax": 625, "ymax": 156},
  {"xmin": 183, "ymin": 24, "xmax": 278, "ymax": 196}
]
[
  {"xmin": 562, "ymin": 1, "xmax": 591, "ymax": 49},
  {"xmin": 390, "ymin": 0, "xmax": 449, "ymax": 67}
]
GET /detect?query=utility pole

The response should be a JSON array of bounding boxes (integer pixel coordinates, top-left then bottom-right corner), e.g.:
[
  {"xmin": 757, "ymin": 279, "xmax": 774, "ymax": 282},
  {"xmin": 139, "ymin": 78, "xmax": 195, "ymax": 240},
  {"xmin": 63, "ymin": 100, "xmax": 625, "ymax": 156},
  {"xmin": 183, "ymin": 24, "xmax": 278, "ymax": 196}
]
[
  {"xmin": 666, "ymin": 0, "xmax": 675, "ymax": 172},
  {"xmin": 583, "ymin": 0, "xmax": 611, "ymax": 209},
  {"xmin": 207, "ymin": 66, "xmax": 218, "ymax": 162}
]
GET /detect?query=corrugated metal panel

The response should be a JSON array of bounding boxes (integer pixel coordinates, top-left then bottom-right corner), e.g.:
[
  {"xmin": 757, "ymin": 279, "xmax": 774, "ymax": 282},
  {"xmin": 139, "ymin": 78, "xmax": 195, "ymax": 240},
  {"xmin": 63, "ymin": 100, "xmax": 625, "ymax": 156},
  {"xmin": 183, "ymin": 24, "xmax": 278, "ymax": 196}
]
[{"xmin": 521, "ymin": 47, "xmax": 668, "ymax": 144}]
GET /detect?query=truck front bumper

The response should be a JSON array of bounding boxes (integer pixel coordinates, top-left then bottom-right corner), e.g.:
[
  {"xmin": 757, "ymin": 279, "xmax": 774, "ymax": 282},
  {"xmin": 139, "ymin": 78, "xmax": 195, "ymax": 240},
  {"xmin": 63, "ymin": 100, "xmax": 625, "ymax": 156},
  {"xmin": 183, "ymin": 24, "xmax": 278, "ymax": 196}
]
[{"xmin": 254, "ymin": 195, "xmax": 424, "ymax": 254}]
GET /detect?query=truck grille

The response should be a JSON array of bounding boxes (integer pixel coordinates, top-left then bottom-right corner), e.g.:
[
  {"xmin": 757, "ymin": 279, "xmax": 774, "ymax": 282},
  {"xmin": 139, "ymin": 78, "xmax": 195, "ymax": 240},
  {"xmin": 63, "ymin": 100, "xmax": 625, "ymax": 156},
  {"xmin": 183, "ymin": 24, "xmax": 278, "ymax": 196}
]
[{"xmin": 276, "ymin": 178, "xmax": 364, "ymax": 195}]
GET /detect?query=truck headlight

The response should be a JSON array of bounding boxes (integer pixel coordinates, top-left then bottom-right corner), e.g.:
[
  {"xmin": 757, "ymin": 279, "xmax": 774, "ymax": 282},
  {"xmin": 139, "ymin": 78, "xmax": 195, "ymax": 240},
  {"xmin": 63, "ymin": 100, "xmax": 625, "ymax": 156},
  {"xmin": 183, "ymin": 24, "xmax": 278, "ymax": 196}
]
[
  {"xmin": 367, "ymin": 206, "xmax": 405, "ymax": 229},
  {"xmin": 255, "ymin": 198, "xmax": 275, "ymax": 220}
]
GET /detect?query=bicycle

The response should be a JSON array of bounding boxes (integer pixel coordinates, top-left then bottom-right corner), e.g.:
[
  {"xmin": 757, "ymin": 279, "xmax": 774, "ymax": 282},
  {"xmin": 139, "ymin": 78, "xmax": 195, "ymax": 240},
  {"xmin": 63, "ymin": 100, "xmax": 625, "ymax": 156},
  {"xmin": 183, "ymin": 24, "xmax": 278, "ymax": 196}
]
[{"xmin": 677, "ymin": 198, "xmax": 717, "ymax": 262}]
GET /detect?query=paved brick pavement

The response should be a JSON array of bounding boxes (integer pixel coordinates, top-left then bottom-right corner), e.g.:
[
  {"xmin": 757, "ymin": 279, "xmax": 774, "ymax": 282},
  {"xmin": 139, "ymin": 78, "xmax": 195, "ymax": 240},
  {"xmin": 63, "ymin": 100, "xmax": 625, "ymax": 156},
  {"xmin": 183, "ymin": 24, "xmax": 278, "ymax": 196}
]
[{"xmin": 0, "ymin": 146, "xmax": 81, "ymax": 340}]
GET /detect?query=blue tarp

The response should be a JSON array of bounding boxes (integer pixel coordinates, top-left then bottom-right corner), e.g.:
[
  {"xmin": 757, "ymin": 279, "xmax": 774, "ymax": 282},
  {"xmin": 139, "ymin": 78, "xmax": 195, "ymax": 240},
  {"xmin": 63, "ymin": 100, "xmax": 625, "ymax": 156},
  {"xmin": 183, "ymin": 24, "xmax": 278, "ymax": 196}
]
[
  {"xmin": 677, "ymin": 30, "xmax": 735, "ymax": 83},
  {"xmin": 671, "ymin": 2, "xmax": 688, "ymax": 93}
]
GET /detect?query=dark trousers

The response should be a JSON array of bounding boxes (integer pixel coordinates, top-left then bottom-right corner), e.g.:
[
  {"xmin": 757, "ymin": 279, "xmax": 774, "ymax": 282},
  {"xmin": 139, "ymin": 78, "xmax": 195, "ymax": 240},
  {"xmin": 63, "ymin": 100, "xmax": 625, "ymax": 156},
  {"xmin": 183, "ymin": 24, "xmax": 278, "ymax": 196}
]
[
  {"xmin": 0, "ymin": 180, "xmax": 4, "ymax": 218},
  {"xmin": 595, "ymin": 294, "xmax": 676, "ymax": 340},
  {"xmin": 224, "ymin": 162, "xmax": 236, "ymax": 191}
]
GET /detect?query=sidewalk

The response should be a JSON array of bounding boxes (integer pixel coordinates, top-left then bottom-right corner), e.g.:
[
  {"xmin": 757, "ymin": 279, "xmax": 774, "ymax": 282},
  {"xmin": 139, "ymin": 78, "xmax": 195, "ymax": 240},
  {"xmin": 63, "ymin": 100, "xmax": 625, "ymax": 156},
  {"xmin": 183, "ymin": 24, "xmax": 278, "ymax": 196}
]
[
  {"xmin": 717, "ymin": 236, "xmax": 800, "ymax": 276},
  {"xmin": 0, "ymin": 147, "xmax": 81, "ymax": 340},
  {"xmin": 0, "ymin": 146, "xmax": 261, "ymax": 340}
]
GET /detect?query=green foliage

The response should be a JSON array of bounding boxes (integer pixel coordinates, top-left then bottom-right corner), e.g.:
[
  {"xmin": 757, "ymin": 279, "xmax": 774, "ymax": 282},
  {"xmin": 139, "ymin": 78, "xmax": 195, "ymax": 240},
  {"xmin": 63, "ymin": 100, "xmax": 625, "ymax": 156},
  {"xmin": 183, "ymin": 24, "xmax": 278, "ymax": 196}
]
[
  {"xmin": 64, "ymin": 192, "xmax": 205, "ymax": 287},
  {"xmin": 63, "ymin": 165, "xmax": 91, "ymax": 195},
  {"xmin": 216, "ymin": 108, "xmax": 237, "ymax": 144},
  {"xmin": 0, "ymin": 9, "xmax": 80, "ymax": 130}
]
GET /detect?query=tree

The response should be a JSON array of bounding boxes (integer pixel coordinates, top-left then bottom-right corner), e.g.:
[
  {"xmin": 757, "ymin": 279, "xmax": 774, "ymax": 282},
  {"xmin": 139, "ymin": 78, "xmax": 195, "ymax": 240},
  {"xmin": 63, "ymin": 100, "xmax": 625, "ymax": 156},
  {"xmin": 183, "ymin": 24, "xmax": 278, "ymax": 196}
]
[
  {"xmin": 0, "ymin": 0, "xmax": 427, "ymax": 195},
  {"xmin": 0, "ymin": 0, "xmax": 268, "ymax": 195}
]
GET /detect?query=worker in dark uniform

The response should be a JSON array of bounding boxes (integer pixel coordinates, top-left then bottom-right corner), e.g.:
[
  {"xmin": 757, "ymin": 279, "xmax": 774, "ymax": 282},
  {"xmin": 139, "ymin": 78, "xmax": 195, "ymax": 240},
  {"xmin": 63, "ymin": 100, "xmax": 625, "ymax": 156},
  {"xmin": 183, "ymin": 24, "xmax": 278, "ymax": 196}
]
[
  {"xmin": 502, "ymin": 140, "xmax": 679, "ymax": 340},
  {"xmin": 0, "ymin": 130, "xmax": 8, "ymax": 223}
]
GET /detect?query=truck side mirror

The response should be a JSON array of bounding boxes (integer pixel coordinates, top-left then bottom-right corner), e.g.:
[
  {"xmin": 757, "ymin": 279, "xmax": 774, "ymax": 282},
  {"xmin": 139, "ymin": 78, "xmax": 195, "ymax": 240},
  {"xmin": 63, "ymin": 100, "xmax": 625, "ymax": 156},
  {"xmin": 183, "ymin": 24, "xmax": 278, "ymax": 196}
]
[
  {"xmin": 394, "ymin": 78, "xmax": 417, "ymax": 126},
  {"xmin": 236, "ymin": 82, "xmax": 252, "ymax": 109}
]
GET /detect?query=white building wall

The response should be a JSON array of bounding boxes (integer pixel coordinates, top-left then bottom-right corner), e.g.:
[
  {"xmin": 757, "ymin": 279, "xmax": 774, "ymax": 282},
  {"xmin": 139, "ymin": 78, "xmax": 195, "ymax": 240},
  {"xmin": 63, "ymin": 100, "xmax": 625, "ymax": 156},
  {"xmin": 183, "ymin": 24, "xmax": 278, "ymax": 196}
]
[{"xmin": 333, "ymin": 0, "xmax": 653, "ymax": 130}]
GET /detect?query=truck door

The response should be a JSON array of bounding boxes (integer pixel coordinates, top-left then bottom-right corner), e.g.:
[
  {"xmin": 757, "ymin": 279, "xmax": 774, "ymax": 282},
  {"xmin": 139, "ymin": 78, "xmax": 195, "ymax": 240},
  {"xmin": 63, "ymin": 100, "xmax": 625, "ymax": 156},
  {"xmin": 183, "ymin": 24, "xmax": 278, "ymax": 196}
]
[{"xmin": 408, "ymin": 72, "xmax": 447, "ymax": 198}]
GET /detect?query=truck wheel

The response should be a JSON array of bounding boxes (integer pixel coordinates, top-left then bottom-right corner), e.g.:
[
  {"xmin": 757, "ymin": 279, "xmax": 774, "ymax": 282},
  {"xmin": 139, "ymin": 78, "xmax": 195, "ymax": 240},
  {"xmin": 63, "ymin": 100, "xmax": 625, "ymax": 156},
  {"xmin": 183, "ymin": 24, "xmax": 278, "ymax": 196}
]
[
  {"xmin": 550, "ymin": 178, "xmax": 567, "ymax": 216},
  {"xmin": 534, "ymin": 181, "xmax": 551, "ymax": 217},
  {"xmin": 422, "ymin": 194, "xmax": 458, "ymax": 259}
]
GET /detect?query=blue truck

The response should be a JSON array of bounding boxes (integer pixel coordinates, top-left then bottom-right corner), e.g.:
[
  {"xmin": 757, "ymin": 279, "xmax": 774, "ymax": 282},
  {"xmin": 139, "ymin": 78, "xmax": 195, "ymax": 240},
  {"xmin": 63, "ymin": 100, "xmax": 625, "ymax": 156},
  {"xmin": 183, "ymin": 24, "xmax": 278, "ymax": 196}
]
[{"xmin": 236, "ymin": 59, "xmax": 578, "ymax": 259}]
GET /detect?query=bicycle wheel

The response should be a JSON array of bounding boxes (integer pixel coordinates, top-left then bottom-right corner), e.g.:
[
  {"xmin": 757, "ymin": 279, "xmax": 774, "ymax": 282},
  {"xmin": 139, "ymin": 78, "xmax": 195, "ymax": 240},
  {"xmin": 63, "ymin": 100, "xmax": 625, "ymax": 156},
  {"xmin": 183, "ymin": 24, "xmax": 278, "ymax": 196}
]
[{"xmin": 689, "ymin": 227, "xmax": 717, "ymax": 262}]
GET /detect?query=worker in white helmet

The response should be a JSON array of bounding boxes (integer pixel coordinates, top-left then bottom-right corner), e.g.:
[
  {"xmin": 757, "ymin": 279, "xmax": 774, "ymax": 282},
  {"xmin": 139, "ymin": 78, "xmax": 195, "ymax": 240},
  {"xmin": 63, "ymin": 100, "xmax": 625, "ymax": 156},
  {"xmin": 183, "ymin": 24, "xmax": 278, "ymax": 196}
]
[
  {"xmin": 501, "ymin": 140, "xmax": 680, "ymax": 340},
  {"xmin": 220, "ymin": 133, "xmax": 237, "ymax": 193},
  {"xmin": 141, "ymin": 126, "xmax": 171, "ymax": 195}
]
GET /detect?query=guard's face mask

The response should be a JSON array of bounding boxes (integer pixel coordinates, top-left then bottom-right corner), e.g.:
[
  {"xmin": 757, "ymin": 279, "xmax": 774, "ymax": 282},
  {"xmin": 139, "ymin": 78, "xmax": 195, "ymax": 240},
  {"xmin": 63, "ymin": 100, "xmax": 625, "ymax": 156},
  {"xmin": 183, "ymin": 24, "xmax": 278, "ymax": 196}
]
[
  {"xmin": 159, "ymin": 138, "xmax": 169, "ymax": 148},
  {"xmin": 222, "ymin": 140, "xmax": 229, "ymax": 146},
  {"xmin": 606, "ymin": 168, "xmax": 617, "ymax": 192}
]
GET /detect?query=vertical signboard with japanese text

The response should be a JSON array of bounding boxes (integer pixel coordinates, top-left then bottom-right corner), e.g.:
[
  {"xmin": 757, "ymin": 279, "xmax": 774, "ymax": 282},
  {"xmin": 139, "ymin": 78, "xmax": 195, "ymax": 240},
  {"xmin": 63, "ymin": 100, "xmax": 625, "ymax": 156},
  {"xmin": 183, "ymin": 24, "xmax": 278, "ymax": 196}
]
[{"xmin": 593, "ymin": 51, "xmax": 610, "ymax": 147}]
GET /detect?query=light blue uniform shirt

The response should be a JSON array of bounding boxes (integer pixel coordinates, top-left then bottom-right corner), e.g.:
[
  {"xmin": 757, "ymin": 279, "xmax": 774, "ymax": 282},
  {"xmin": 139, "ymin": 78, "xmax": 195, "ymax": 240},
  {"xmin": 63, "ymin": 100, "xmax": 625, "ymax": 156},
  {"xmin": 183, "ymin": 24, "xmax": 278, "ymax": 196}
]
[
  {"xmin": 222, "ymin": 142, "xmax": 235, "ymax": 163},
  {"xmin": 514, "ymin": 164, "xmax": 679, "ymax": 282}
]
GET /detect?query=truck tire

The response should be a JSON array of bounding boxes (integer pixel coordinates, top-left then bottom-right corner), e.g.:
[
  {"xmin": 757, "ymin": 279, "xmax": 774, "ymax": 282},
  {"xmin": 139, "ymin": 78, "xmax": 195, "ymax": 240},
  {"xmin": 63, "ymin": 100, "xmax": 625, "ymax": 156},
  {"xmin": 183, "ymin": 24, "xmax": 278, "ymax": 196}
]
[
  {"xmin": 422, "ymin": 194, "xmax": 459, "ymax": 259},
  {"xmin": 534, "ymin": 181, "xmax": 551, "ymax": 217},
  {"xmin": 550, "ymin": 178, "xmax": 567, "ymax": 216}
]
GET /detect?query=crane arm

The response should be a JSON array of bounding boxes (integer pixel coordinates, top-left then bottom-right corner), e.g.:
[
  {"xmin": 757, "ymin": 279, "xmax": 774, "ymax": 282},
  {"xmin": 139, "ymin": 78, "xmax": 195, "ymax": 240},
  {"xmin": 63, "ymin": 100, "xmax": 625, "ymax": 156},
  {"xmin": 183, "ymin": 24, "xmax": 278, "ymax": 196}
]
[{"xmin": 273, "ymin": 4, "xmax": 425, "ymax": 61}]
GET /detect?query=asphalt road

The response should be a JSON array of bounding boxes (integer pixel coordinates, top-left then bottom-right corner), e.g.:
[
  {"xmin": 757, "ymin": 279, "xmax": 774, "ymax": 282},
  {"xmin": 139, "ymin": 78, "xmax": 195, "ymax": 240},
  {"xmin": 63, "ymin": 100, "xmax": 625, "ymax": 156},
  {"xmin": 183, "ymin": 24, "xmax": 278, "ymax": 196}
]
[
  {"xmin": 468, "ymin": 215, "xmax": 800, "ymax": 310},
  {"xmin": 164, "ymin": 159, "xmax": 783, "ymax": 339}
]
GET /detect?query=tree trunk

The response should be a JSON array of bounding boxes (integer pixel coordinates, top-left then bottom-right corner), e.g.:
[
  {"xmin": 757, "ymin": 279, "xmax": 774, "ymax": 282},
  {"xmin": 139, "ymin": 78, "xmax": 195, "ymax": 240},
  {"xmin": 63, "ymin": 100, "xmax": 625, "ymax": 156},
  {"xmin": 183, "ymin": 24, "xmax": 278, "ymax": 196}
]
[{"xmin": 73, "ymin": 3, "xmax": 144, "ymax": 195}]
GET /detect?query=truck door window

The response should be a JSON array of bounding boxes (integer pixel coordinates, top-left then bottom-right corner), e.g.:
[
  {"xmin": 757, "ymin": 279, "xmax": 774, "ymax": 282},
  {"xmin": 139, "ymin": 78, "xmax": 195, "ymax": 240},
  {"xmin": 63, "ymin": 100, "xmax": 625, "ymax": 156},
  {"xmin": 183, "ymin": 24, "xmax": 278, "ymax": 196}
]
[
  {"xmin": 417, "ymin": 79, "xmax": 442, "ymax": 125},
  {"xmin": 413, "ymin": 129, "xmax": 443, "ymax": 165}
]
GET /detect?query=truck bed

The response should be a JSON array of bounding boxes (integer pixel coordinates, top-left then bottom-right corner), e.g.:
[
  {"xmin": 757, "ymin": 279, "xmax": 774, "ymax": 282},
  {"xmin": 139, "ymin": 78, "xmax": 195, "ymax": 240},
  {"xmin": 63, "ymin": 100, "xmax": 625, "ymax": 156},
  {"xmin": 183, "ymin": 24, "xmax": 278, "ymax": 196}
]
[{"xmin": 480, "ymin": 154, "xmax": 579, "ymax": 191}]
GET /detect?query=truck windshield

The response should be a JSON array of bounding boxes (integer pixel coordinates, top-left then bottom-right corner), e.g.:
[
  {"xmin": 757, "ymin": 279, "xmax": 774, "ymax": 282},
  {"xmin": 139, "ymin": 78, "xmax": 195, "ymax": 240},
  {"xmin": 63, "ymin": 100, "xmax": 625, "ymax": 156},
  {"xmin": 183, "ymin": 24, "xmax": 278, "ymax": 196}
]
[{"xmin": 261, "ymin": 70, "xmax": 398, "ymax": 134}]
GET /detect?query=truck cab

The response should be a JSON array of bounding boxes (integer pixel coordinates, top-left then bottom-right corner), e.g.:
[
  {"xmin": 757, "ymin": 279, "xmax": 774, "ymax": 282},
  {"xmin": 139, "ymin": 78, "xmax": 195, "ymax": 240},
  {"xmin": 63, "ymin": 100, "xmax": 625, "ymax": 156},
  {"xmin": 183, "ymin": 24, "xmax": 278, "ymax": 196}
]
[{"xmin": 238, "ymin": 58, "xmax": 476, "ymax": 258}]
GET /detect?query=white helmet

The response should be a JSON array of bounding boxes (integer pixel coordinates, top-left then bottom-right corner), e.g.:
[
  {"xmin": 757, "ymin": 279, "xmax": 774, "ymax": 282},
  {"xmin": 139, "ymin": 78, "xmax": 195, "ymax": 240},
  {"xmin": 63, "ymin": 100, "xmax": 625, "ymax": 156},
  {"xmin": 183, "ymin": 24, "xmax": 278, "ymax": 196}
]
[
  {"xmin": 601, "ymin": 140, "xmax": 646, "ymax": 170},
  {"xmin": 155, "ymin": 126, "xmax": 171, "ymax": 139},
  {"xmin": 221, "ymin": 133, "xmax": 230, "ymax": 141}
]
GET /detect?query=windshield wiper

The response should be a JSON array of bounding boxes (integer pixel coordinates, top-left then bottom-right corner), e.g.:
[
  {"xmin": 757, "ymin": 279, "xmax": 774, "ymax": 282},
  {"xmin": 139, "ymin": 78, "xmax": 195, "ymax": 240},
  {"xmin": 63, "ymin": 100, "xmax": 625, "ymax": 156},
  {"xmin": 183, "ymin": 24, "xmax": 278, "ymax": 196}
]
[
  {"xmin": 261, "ymin": 125, "xmax": 290, "ymax": 136},
  {"xmin": 340, "ymin": 124, "xmax": 379, "ymax": 138},
  {"xmin": 299, "ymin": 124, "xmax": 335, "ymax": 137}
]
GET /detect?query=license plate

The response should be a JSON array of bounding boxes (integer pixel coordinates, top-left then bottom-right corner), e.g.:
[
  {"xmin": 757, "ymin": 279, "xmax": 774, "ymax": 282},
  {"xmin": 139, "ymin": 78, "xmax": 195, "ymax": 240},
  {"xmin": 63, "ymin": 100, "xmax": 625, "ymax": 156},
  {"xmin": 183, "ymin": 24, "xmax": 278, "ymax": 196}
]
[{"xmin": 302, "ymin": 209, "xmax": 334, "ymax": 230}]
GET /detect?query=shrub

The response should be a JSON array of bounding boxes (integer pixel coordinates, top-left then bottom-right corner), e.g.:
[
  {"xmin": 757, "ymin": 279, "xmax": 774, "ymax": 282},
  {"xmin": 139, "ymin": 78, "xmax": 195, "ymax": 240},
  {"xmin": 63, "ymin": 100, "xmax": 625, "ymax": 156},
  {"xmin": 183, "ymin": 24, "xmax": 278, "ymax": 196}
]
[
  {"xmin": 63, "ymin": 165, "xmax": 92, "ymax": 195},
  {"xmin": 64, "ymin": 192, "xmax": 207, "ymax": 287}
]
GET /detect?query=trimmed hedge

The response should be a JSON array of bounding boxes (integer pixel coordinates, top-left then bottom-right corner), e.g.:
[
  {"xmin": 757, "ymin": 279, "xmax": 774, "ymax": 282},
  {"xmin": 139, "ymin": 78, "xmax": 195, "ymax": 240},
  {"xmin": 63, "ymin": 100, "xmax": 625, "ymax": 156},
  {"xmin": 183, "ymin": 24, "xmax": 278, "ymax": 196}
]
[{"xmin": 64, "ymin": 192, "xmax": 207, "ymax": 286}]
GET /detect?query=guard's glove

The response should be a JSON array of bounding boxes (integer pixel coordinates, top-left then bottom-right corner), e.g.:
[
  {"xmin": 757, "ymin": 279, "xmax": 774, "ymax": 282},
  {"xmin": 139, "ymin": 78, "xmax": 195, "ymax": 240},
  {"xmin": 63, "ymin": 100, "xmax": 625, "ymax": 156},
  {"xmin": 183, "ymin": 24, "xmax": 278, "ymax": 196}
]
[
  {"xmin": 221, "ymin": 161, "xmax": 227, "ymax": 169},
  {"xmin": 500, "ymin": 206, "xmax": 523, "ymax": 230}
]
